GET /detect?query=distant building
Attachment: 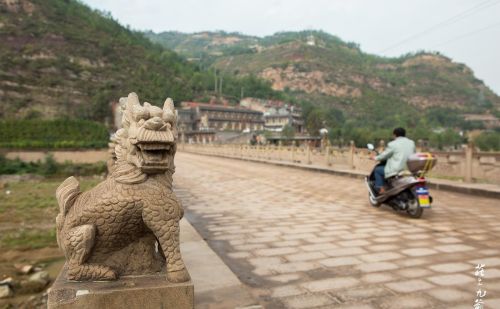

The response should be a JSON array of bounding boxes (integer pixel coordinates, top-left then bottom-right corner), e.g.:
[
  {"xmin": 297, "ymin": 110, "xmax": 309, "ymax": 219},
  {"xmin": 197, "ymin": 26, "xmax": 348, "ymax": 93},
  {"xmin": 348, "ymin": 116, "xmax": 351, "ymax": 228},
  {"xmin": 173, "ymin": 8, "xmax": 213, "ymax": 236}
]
[
  {"xmin": 240, "ymin": 98, "xmax": 305, "ymax": 134},
  {"xmin": 306, "ymin": 35, "xmax": 316, "ymax": 46},
  {"xmin": 264, "ymin": 105, "xmax": 305, "ymax": 134},
  {"xmin": 177, "ymin": 108, "xmax": 216, "ymax": 144},
  {"xmin": 177, "ymin": 101, "xmax": 264, "ymax": 143}
]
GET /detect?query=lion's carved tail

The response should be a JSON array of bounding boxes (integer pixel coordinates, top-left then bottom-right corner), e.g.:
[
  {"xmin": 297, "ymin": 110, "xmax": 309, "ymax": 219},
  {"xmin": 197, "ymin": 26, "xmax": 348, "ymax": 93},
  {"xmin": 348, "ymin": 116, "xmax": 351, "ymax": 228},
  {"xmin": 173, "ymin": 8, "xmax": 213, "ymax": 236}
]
[
  {"xmin": 55, "ymin": 176, "xmax": 80, "ymax": 251},
  {"xmin": 56, "ymin": 176, "xmax": 80, "ymax": 215}
]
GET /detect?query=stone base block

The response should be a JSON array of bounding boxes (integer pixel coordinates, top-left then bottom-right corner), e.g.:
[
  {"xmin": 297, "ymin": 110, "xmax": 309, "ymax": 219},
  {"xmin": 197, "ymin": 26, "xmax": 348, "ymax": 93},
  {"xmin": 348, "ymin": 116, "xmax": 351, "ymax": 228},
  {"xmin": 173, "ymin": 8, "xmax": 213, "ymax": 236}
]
[{"xmin": 48, "ymin": 266, "xmax": 194, "ymax": 309}]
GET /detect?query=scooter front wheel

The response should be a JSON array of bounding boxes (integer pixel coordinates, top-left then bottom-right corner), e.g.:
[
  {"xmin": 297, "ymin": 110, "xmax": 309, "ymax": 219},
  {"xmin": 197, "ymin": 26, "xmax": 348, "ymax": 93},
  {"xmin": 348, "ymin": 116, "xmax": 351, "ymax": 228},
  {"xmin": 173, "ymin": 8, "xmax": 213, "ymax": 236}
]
[{"xmin": 369, "ymin": 193, "xmax": 381, "ymax": 207}]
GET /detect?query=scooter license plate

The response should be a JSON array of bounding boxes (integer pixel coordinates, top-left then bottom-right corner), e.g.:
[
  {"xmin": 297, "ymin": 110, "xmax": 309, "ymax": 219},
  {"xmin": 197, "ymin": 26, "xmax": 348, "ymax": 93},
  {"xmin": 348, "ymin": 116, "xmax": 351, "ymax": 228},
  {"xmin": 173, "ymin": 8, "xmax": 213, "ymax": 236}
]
[{"xmin": 416, "ymin": 187, "xmax": 431, "ymax": 208}]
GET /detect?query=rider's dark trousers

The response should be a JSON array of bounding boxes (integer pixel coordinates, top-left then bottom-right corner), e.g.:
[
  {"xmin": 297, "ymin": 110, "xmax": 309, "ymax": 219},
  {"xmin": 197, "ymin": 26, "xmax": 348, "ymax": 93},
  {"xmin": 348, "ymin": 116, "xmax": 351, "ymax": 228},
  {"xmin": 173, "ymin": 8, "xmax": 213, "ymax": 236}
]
[{"xmin": 374, "ymin": 165, "xmax": 385, "ymax": 191}]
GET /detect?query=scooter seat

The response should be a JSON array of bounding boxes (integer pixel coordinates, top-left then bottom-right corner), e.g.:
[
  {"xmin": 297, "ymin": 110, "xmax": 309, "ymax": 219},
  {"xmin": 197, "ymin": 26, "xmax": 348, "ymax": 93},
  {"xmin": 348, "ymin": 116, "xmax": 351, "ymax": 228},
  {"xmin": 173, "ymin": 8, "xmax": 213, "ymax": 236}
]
[
  {"xmin": 398, "ymin": 170, "xmax": 412, "ymax": 177},
  {"xmin": 386, "ymin": 170, "xmax": 412, "ymax": 184},
  {"xmin": 391, "ymin": 170, "xmax": 412, "ymax": 178}
]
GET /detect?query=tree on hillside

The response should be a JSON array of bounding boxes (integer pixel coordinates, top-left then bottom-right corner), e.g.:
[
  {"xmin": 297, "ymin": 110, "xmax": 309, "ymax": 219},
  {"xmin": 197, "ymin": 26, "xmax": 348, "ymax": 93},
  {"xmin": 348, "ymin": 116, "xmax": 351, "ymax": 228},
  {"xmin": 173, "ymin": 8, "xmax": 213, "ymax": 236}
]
[{"xmin": 474, "ymin": 131, "xmax": 500, "ymax": 151}]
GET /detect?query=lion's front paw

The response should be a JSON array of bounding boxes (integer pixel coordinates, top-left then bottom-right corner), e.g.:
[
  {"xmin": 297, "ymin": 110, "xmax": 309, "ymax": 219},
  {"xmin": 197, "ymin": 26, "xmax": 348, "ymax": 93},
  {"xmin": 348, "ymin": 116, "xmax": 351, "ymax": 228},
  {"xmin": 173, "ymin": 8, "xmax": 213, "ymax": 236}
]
[
  {"xmin": 166, "ymin": 269, "xmax": 190, "ymax": 283},
  {"xmin": 99, "ymin": 267, "xmax": 118, "ymax": 281}
]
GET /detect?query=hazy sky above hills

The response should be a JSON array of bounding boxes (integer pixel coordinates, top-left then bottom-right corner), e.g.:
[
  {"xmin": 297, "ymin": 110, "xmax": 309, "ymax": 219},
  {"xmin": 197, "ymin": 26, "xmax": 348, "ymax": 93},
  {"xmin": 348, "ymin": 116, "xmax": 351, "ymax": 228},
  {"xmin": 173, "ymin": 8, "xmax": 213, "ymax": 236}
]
[{"xmin": 82, "ymin": 0, "xmax": 500, "ymax": 95}]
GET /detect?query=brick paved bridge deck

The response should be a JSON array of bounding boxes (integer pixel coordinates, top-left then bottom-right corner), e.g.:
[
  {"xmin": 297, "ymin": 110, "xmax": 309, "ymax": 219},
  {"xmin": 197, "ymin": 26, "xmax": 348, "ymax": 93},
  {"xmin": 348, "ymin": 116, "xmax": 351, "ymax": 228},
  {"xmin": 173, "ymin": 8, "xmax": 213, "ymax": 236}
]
[{"xmin": 174, "ymin": 152, "xmax": 500, "ymax": 309}]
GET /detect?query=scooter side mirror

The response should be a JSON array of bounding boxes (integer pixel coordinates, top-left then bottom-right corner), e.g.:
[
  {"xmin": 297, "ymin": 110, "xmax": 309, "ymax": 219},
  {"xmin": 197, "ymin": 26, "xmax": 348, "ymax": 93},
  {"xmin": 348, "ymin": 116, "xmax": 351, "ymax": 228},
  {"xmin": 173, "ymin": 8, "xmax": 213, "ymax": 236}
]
[{"xmin": 367, "ymin": 143, "xmax": 375, "ymax": 151}]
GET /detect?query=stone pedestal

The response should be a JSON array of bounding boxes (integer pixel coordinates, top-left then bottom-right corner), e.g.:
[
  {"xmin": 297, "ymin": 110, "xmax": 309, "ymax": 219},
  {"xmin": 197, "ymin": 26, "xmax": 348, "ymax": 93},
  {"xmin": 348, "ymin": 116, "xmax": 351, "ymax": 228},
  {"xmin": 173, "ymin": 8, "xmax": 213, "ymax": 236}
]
[{"xmin": 48, "ymin": 266, "xmax": 194, "ymax": 309}]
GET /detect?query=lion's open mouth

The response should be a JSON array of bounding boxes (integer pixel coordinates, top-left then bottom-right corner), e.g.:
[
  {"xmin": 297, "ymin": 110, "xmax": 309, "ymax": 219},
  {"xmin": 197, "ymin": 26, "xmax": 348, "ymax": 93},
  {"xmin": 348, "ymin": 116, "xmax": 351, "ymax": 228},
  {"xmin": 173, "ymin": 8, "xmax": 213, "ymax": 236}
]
[{"xmin": 137, "ymin": 143, "xmax": 174, "ymax": 171}]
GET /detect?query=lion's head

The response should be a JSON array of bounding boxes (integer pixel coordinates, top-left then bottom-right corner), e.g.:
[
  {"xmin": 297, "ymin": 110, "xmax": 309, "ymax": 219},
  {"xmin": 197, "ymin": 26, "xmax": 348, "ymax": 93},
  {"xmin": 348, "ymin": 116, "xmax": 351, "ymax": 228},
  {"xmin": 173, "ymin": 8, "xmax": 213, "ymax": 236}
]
[{"xmin": 113, "ymin": 92, "xmax": 177, "ymax": 174}]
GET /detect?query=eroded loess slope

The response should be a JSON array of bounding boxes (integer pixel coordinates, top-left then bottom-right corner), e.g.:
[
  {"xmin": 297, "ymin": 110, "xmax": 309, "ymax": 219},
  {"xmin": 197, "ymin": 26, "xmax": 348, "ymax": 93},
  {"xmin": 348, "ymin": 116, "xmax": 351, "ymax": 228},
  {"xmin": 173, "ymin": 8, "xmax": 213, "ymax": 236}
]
[{"xmin": 0, "ymin": 0, "xmax": 198, "ymax": 120}]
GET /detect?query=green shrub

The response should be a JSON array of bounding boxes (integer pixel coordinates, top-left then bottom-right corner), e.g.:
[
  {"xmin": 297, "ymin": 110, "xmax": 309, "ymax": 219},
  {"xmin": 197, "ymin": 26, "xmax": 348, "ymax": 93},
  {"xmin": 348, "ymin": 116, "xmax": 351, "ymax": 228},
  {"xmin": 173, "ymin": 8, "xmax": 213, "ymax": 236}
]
[{"xmin": 0, "ymin": 154, "xmax": 107, "ymax": 176}]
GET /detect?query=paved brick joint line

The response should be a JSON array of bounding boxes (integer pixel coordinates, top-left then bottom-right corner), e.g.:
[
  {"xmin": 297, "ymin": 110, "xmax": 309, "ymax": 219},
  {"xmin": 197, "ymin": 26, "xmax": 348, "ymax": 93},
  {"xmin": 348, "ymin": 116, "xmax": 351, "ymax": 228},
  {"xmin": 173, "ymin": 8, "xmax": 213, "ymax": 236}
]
[{"xmin": 174, "ymin": 152, "xmax": 500, "ymax": 309}]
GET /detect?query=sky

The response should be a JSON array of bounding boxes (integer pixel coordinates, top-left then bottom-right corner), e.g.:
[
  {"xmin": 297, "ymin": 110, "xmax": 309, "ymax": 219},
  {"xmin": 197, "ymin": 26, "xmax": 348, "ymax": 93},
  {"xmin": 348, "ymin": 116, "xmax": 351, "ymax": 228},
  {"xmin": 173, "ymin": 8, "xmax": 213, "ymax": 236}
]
[{"xmin": 82, "ymin": 0, "xmax": 500, "ymax": 95}]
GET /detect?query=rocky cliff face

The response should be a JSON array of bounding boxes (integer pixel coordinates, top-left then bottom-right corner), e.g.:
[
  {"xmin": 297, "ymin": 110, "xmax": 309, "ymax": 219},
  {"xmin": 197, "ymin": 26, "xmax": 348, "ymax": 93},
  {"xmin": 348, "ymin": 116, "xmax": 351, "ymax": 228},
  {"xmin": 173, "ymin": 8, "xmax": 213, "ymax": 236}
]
[{"xmin": 259, "ymin": 65, "xmax": 362, "ymax": 98}]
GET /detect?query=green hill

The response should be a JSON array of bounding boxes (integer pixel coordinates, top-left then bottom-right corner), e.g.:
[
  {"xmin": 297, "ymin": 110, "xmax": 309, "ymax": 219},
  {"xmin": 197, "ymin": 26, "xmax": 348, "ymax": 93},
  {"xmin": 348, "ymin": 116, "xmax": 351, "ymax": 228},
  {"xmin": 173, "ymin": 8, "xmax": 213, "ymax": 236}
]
[
  {"xmin": 144, "ymin": 30, "xmax": 260, "ymax": 59},
  {"xmin": 0, "ymin": 0, "xmax": 280, "ymax": 121},
  {"xmin": 148, "ymin": 30, "xmax": 500, "ymax": 129},
  {"xmin": 2, "ymin": 1, "xmax": 499, "ymax": 149}
]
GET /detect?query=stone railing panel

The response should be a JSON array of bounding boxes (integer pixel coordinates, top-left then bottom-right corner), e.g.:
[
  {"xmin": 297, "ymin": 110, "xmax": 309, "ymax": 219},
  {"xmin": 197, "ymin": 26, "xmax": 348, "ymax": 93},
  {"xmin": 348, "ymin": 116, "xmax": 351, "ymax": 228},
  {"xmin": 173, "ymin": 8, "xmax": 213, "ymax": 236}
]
[{"xmin": 178, "ymin": 144, "xmax": 500, "ymax": 185}]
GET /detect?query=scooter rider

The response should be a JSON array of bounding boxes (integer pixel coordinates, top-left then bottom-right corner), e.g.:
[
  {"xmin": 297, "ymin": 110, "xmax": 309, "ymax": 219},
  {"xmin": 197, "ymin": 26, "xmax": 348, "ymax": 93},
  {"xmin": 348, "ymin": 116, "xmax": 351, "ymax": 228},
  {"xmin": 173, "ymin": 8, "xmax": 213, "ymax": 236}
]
[{"xmin": 370, "ymin": 127, "xmax": 416, "ymax": 194}]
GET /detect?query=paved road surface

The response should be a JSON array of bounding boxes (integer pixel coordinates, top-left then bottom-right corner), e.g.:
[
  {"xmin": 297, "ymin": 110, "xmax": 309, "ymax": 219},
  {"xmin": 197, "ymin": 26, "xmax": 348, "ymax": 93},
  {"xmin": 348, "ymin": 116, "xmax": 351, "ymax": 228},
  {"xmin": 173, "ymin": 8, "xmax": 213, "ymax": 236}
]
[{"xmin": 174, "ymin": 152, "xmax": 500, "ymax": 309}]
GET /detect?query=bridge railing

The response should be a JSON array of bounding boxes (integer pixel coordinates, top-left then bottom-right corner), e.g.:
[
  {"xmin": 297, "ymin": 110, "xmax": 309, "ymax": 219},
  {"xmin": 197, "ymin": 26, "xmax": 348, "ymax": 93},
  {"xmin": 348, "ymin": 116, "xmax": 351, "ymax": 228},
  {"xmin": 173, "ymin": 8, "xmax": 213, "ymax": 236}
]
[{"xmin": 179, "ymin": 143, "xmax": 500, "ymax": 185}]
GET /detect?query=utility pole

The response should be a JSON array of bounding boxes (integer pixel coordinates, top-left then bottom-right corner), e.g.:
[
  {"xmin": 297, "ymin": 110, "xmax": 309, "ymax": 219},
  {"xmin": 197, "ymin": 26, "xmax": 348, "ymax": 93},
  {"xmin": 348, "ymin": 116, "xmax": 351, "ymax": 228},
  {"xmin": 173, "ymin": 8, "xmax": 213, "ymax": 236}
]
[
  {"xmin": 240, "ymin": 87, "xmax": 244, "ymax": 100},
  {"xmin": 219, "ymin": 76, "xmax": 223, "ymax": 96},
  {"xmin": 214, "ymin": 70, "xmax": 218, "ymax": 94}
]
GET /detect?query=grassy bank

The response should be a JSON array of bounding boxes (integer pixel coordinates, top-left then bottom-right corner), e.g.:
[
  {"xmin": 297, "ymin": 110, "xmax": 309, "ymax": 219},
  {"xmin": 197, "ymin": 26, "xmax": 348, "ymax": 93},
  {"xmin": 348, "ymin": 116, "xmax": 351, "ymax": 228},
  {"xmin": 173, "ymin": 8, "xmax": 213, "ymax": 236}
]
[{"xmin": 0, "ymin": 177, "xmax": 101, "ymax": 250}]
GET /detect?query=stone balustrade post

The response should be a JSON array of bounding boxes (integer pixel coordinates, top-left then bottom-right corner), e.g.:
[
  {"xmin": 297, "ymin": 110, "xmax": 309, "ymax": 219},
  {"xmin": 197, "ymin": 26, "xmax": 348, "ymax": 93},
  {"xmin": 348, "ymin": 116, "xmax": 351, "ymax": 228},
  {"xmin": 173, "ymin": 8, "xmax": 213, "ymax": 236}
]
[
  {"xmin": 417, "ymin": 139, "xmax": 424, "ymax": 152},
  {"xmin": 307, "ymin": 145, "xmax": 312, "ymax": 165},
  {"xmin": 378, "ymin": 140, "xmax": 385, "ymax": 153},
  {"xmin": 464, "ymin": 141, "xmax": 474, "ymax": 182},
  {"xmin": 349, "ymin": 141, "xmax": 355, "ymax": 170},
  {"xmin": 326, "ymin": 146, "xmax": 331, "ymax": 166}
]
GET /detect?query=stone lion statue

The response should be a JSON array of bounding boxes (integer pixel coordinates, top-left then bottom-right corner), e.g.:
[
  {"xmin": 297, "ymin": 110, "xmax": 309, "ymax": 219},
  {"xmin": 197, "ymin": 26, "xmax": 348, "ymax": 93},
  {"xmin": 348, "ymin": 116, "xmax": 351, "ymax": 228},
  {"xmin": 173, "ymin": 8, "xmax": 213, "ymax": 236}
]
[{"xmin": 55, "ymin": 93, "xmax": 190, "ymax": 283}]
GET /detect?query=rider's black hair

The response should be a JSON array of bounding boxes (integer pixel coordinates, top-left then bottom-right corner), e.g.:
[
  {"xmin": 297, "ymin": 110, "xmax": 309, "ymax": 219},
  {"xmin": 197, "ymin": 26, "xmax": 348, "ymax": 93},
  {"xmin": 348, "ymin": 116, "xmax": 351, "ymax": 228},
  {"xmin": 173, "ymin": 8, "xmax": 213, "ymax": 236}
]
[{"xmin": 393, "ymin": 127, "xmax": 406, "ymax": 137}]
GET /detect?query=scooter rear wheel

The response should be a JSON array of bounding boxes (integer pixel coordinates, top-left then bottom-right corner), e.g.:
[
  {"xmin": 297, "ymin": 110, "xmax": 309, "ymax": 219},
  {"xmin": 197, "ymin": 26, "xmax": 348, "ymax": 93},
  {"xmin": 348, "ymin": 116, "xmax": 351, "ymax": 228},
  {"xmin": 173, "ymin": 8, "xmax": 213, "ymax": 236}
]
[
  {"xmin": 406, "ymin": 198, "xmax": 423, "ymax": 218},
  {"xmin": 369, "ymin": 193, "xmax": 381, "ymax": 207}
]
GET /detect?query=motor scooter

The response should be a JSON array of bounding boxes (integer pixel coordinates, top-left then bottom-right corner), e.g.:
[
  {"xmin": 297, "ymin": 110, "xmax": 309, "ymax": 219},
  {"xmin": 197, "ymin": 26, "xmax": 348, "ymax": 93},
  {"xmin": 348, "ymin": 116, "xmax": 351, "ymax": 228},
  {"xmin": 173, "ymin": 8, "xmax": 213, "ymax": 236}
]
[{"xmin": 365, "ymin": 144, "xmax": 436, "ymax": 218}]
